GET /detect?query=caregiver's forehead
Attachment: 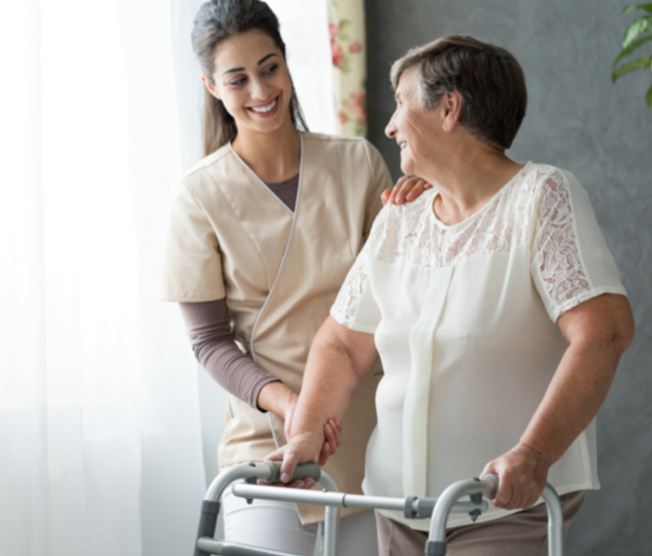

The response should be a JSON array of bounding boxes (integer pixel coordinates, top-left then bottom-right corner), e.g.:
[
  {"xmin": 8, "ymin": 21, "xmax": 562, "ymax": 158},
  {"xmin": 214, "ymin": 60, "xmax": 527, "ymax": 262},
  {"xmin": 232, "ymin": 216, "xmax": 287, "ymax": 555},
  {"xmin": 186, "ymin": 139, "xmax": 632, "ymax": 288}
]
[{"xmin": 213, "ymin": 29, "xmax": 280, "ymax": 72}]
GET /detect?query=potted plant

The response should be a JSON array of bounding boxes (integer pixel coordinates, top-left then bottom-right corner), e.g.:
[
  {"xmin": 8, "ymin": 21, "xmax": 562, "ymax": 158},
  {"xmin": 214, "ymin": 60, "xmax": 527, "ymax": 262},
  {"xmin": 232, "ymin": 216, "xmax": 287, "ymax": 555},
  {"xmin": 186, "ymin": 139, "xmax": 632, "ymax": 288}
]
[{"xmin": 613, "ymin": 3, "xmax": 652, "ymax": 107}]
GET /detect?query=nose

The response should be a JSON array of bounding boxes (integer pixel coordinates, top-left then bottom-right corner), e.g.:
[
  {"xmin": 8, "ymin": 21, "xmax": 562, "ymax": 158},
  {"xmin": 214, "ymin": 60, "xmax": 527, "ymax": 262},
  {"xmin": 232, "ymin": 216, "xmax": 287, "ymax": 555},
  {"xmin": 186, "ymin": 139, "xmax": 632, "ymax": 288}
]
[
  {"xmin": 385, "ymin": 111, "xmax": 397, "ymax": 138},
  {"xmin": 249, "ymin": 76, "xmax": 270, "ymax": 101}
]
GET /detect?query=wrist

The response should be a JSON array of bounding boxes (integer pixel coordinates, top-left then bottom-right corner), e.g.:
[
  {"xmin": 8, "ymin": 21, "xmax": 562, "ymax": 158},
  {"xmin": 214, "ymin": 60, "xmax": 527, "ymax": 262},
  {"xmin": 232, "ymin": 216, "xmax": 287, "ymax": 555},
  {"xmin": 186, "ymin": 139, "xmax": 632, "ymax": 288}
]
[
  {"xmin": 515, "ymin": 440, "xmax": 553, "ymax": 468},
  {"xmin": 257, "ymin": 381, "xmax": 296, "ymax": 417}
]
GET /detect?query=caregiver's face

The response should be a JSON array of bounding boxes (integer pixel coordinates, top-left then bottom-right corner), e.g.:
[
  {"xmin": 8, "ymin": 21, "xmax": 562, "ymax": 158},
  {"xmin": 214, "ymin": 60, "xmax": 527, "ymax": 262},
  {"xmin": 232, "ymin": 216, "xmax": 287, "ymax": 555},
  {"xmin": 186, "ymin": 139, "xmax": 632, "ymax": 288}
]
[
  {"xmin": 205, "ymin": 29, "xmax": 293, "ymax": 135},
  {"xmin": 385, "ymin": 67, "xmax": 436, "ymax": 176}
]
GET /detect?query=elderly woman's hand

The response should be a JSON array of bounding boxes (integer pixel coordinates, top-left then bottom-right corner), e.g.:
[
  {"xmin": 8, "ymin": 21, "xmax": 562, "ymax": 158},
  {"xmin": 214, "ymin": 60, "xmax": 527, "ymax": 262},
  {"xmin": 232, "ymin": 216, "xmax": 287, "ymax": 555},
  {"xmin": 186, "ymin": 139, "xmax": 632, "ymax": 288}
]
[
  {"xmin": 266, "ymin": 431, "xmax": 325, "ymax": 488},
  {"xmin": 381, "ymin": 175, "xmax": 432, "ymax": 206},
  {"xmin": 480, "ymin": 443, "xmax": 552, "ymax": 510}
]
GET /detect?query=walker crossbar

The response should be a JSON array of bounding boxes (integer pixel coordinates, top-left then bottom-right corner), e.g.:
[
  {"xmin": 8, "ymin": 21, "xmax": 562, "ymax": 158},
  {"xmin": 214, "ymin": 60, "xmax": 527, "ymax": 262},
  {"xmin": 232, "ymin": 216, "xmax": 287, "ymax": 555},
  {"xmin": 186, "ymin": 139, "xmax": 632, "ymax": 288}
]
[{"xmin": 194, "ymin": 463, "xmax": 565, "ymax": 556}]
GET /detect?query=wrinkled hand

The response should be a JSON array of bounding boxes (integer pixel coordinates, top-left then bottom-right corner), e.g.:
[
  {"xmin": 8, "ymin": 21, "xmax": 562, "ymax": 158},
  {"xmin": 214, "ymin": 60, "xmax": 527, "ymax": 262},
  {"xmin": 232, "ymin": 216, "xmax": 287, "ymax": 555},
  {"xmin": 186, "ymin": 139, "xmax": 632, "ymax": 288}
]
[
  {"xmin": 381, "ymin": 175, "xmax": 432, "ymax": 206},
  {"xmin": 481, "ymin": 443, "xmax": 551, "ymax": 510},
  {"xmin": 266, "ymin": 431, "xmax": 325, "ymax": 488}
]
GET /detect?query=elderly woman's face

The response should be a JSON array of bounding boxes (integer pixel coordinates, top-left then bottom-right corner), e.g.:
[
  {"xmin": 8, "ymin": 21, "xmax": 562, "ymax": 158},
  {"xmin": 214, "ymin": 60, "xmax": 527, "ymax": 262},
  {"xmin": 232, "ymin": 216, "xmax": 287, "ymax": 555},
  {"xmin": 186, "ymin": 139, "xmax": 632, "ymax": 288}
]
[{"xmin": 385, "ymin": 67, "xmax": 439, "ymax": 176}]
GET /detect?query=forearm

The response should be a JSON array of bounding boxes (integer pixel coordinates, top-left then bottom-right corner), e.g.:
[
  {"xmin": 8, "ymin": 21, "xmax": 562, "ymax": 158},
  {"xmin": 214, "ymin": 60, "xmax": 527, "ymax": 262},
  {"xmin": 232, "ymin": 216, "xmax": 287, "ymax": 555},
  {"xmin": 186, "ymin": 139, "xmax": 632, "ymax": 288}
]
[
  {"xmin": 289, "ymin": 317, "xmax": 378, "ymax": 439},
  {"xmin": 179, "ymin": 300, "xmax": 281, "ymax": 411},
  {"xmin": 520, "ymin": 332, "xmax": 628, "ymax": 465}
]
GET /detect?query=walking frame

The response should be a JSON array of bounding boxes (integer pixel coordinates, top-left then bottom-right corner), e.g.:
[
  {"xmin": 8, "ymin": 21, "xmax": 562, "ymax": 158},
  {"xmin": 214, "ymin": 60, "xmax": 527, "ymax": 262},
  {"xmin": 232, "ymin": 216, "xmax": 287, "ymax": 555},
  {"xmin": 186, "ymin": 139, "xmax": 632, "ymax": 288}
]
[{"xmin": 193, "ymin": 461, "xmax": 565, "ymax": 556}]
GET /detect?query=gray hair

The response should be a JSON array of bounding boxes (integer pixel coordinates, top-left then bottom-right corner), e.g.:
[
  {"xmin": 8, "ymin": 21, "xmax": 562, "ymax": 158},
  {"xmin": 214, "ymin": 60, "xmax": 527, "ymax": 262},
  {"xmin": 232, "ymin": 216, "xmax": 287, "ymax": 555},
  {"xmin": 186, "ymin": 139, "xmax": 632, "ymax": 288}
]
[{"xmin": 390, "ymin": 35, "xmax": 527, "ymax": 150}]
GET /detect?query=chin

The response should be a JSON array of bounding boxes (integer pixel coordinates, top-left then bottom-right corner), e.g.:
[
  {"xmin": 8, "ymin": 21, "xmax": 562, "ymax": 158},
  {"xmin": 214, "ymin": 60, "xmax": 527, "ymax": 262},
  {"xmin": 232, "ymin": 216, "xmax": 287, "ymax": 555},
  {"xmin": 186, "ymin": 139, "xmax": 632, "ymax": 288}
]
[{"xmin": 400, "ymin": 156, "xmax": 414, "ymax": 176}]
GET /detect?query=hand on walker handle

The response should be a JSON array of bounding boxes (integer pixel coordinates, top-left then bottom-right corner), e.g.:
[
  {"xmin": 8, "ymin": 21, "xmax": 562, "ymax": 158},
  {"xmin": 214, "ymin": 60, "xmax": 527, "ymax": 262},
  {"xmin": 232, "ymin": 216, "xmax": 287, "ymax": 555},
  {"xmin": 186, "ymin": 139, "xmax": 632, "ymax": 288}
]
[
  {"xmin": 480, "ymin": 442, "xmax": 552, "ymax": 510},
  {"xmin": 381, "ymin": 175, "xmax": 432, "ymax": 206},
  {"xmin": 266, "ymin": 419, "xmax": 341, "ymax": 489}
]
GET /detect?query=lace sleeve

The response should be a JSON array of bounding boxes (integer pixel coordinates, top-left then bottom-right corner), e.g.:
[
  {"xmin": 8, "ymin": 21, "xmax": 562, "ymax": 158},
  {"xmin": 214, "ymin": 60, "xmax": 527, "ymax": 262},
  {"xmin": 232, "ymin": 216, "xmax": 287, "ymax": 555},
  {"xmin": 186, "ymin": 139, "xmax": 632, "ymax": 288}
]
[
  {"xmin": 330, "ymin": 207, "xmax": 387, "ymax": 331},
  {"xmin": 531, "ymin": 169, "xmax": 626, "ymax": 321}
]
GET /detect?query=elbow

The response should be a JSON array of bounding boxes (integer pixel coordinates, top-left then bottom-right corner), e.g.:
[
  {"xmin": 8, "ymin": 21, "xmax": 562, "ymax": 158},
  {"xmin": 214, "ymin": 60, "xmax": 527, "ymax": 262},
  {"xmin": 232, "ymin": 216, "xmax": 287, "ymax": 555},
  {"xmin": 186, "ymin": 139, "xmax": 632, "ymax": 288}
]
[{"xmin": 613, "ymin": 311, "xmax": 635, "ymax": 356}]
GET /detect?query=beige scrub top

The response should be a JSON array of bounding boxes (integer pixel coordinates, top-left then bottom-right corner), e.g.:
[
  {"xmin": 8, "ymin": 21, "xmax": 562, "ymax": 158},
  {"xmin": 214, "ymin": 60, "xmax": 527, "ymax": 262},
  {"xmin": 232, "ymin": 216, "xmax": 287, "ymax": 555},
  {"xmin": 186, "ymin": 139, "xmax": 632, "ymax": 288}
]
[{"xmin": 160, "ymin": 132, "xmax": 391, "ymax": 523}]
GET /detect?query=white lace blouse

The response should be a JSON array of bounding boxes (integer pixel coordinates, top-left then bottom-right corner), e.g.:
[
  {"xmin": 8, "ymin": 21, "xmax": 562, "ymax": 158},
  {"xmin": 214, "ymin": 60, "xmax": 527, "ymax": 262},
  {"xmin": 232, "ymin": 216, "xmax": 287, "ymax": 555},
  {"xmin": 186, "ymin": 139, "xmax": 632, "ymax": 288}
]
[{"xmin": 330, "ymin": 163, "xmax": 627, "ymax": 529}]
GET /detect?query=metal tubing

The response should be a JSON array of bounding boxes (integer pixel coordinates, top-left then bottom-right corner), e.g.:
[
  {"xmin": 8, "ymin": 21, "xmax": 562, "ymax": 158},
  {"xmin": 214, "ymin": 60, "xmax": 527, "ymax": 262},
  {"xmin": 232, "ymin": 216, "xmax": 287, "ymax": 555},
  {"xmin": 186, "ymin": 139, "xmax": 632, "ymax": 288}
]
[
  {"xmin": 197, "ymin": 537, "xmax": 300, "ymax": 556},
  {"xmin": 232, "ymin": 484, "xmax": 347, "ymax": 507},
  {"xmin": 232, "ymin": 485, "xmax": 487, "ymax": 516},
  {"xmin": 428, "ymin": 476, "xmax": 499, "ymax": 548},
  {"xmin": 541, "ymin": 484, "xmax": 564, "ymax": 556},
  {"xmin": 426, "ymin": 476, "xmax": 565, "ymax": 556},
  {"xmin": 205, "ymin": 463, "xmax": 273, "ymax": 503}
]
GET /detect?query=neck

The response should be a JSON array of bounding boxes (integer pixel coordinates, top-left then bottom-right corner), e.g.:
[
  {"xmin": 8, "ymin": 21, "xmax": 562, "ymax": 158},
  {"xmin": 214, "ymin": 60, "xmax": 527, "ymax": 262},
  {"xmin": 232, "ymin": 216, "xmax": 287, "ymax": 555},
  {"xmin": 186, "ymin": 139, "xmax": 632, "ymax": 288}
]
[
  {"xmin": 421, "ymin": 142, "xmax": 524, "ymax": 225},
  {"xmin": 231, "ymin": 119, "xmax": 301, "ymax": 183}
]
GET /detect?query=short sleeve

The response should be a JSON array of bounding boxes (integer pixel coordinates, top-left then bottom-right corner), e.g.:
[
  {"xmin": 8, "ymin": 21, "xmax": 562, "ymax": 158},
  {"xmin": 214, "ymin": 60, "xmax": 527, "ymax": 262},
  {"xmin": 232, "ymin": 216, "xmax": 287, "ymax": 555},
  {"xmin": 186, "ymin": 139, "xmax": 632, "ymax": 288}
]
[
  {"xmin": 330, "ymin": 207, "xmax": 387, "ymax": 333},
  {"xmin": 531, "ymin": 169, "xmax": 627, "ymax": 322},
  {"xmin": 160, "ymin": 180, "xmax": 226, "ymax": 302}
]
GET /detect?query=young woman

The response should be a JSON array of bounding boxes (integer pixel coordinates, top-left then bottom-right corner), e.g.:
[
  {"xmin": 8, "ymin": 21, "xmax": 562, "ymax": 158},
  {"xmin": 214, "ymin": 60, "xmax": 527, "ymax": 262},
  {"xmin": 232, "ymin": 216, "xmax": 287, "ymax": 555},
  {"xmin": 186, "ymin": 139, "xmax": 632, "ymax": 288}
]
[{"xmin": 160, "ymin": 1, "xmax": 429, "ymax": 554}]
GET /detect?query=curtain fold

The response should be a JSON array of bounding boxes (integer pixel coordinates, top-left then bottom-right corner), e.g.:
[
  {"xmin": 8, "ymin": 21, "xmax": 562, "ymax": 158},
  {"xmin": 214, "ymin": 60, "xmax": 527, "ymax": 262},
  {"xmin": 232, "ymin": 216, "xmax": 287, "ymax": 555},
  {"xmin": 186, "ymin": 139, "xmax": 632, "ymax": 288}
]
[{"xmin": 0, "ymin": 1, "xmax": 337, "ymax": 555}]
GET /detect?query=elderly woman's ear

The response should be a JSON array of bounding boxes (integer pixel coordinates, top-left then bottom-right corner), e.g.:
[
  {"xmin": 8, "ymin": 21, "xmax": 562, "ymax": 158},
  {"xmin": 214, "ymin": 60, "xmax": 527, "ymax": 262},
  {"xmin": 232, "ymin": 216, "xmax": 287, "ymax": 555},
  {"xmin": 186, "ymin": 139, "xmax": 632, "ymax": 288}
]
[{"xmin": 440, "ymin": 91, "xmax": 464, "ymax": 132}]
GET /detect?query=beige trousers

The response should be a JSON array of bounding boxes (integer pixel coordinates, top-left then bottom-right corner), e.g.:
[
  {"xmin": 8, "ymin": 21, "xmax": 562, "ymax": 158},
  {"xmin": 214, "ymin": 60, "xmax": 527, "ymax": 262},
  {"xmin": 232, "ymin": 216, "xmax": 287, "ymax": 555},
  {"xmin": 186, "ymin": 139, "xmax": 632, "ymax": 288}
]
[{"xmin": 376, "ymin": 491, "xmax": 585, "ymax": 556}]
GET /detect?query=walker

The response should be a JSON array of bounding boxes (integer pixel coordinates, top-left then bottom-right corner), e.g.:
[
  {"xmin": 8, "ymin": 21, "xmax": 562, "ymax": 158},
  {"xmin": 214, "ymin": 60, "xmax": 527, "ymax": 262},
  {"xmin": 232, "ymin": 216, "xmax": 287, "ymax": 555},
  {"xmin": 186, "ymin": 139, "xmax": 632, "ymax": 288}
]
[{"xmin": 193, "ymin": 461, "xmax": 565, "ymax": 556}]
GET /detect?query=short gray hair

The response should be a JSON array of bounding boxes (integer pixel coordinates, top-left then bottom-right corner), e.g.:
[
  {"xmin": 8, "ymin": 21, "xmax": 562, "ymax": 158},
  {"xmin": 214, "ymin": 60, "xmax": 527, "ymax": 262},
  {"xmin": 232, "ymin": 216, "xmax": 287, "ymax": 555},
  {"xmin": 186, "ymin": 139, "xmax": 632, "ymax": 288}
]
[{"xmin": 390, "ymin": 35, "xmax": 527, "ymax": 150}]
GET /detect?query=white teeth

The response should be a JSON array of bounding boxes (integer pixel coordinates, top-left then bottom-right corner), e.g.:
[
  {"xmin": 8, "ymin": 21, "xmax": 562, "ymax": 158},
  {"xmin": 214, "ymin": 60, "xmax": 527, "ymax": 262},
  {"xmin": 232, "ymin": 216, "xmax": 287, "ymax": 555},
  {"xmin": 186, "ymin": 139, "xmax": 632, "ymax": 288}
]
[
  {"xmin": 251, "ymin": 98, "xmax": 277, "ymax": 114},
  {"xmin": 400, "ymin": 142, "xmax": 407, "ymax": 150}
]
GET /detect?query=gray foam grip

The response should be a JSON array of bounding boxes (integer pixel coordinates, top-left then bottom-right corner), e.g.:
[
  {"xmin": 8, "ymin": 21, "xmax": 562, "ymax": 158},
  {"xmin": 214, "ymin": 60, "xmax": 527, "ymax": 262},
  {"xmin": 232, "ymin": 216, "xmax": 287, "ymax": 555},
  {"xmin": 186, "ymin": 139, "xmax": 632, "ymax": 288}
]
[{"xmin": 262, "ymin": 461, "xmax": 322, "ymax": 484}]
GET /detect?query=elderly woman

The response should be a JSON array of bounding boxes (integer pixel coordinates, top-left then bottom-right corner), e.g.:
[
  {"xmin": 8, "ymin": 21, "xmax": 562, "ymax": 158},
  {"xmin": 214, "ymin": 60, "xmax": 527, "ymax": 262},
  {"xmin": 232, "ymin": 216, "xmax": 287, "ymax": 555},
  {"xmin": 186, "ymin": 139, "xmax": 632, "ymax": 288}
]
[{"xmin": 269, "ymin": 35, "xmax": 635, "ymax": 555}]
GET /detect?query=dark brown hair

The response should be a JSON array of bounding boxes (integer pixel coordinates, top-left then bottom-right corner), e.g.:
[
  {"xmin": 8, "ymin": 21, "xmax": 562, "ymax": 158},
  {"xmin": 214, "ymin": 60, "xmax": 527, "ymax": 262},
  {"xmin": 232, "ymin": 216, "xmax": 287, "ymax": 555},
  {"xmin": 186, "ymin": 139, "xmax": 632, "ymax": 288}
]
[
  {"xmin": 390, "ymin": 35, "xmax": 527, "ymax": 150},
  {"xmin": 191, "ymin": 0, "xmax": 308, "ymax": 156}
]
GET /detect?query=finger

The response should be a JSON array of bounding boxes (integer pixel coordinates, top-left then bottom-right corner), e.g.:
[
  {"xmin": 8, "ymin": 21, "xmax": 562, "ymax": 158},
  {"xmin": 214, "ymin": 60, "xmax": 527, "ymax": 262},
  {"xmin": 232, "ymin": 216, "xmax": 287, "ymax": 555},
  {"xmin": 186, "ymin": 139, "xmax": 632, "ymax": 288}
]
[
  {"xmin": 393, "ymin": 176, "xmax": 416, "ymax": 204},
  {"xmin": 493, "ymin": 471, "xmax": 514, "ymax": 509},
  {"xmin": 317, "ymin": 442, "xmax": 330, "ymax": 466},
  {"xmin": 324, "ymin": 422, "xmax": 338, "ymax": 454},
  {"xmin": 405, "ymin": 182, "xmax": 425, "ymax": 201},
  {"xmin": 389, "ymin": 176, "xmax": 410, "ymax": 204},
  {"xmin": 381, "ymin": 189, "xmax": 391, "ymax": 206},
  {"xmin": 329, "ymin": 419, "xmax": 342, "ymax": 447},
  {"xmin": 279, "ymin": 449, "xmax": 300, "ymax": 484}
]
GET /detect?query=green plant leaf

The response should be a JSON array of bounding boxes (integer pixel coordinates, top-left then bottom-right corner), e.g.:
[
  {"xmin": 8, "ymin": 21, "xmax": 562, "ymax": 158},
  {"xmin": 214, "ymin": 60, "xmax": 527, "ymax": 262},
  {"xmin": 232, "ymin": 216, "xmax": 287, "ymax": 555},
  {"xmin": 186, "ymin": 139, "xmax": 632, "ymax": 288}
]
[
  {"xmin": 612, "ymin": 55, "xmax": 652, "ymax": 81},
  {"xmin": 614, "ymin": 33, "xmax": 652, "ymax": 65},
  {"xmin": 623, "ymin": 16, "xmax": 652, "ymax": 48},
  {"xmin": 622, "ymin": 4, "xmax": 652, "ymax": 16},
  {"xmin": 646, "ymin": 83, "xmax": 652, "ymax": 106}
]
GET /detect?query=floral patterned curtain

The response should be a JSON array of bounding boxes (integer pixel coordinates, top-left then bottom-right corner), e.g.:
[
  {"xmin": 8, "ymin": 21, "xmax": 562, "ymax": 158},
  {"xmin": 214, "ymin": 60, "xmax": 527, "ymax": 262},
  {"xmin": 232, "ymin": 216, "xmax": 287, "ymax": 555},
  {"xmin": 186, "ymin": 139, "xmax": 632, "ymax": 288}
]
[{"xmin": 328, "ymin": 0, "xmax": 367, "ymax": 137}]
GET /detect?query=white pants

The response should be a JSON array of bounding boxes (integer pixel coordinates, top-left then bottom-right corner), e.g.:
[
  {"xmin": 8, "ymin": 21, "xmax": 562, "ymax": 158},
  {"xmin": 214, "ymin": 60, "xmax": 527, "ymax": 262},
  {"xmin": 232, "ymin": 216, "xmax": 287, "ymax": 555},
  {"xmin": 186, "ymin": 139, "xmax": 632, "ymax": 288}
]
[{"xmin": 222, "ymin": 485, "xmax": 378, "ymax": 556}]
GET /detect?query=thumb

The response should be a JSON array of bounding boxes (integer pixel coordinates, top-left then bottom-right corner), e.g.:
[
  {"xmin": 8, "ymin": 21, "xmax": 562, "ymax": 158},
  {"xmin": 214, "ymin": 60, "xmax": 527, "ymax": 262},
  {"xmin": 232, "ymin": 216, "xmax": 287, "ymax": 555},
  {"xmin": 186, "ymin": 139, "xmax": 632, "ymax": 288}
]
[
  {"xmin": 278, "ymin": 447, "xmax": 301, "ymax": 484},
  {"xmin": 381, "ymin": 189, "xmax": 391, "ymax": 206}
]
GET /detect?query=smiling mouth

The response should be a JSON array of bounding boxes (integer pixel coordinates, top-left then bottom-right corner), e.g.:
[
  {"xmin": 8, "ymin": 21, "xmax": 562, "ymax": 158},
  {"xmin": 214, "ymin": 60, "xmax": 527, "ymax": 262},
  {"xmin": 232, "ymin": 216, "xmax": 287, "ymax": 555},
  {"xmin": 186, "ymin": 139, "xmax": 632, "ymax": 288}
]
[
  {"xmin": 247, "ymin": 96, "xmax": 278, "ymax": 115},
  {"xmin": 399, "ymin": 141, "xmax": 407, "ymax": 150}
]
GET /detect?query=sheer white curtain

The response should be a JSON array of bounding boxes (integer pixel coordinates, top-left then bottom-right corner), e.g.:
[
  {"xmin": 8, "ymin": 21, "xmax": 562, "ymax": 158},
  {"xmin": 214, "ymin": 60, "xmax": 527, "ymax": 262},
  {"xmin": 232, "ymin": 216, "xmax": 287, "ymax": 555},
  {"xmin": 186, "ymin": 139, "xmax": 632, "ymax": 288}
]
[{"xmin": 0, "ymin": 1, "xmax": 333, "ymax": 555}]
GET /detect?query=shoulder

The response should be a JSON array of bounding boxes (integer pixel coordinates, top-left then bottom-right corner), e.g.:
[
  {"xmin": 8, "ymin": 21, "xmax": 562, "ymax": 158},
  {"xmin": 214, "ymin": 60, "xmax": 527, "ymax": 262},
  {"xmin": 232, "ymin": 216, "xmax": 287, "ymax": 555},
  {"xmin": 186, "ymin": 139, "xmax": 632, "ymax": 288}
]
[
  {"xmin": 382, "ymin": 187, "xmax": 436, "ymax": 230},
  {"xmin": 172, "ymin": 143, "xmax": 238, "ymax": 206},
  {"xmin": 180, "ymin": 143, "xmax": 233, "ymax": 183},
  {"xmin": 506, "ymin": 162, "xmax": 576, "ymax": 213}
]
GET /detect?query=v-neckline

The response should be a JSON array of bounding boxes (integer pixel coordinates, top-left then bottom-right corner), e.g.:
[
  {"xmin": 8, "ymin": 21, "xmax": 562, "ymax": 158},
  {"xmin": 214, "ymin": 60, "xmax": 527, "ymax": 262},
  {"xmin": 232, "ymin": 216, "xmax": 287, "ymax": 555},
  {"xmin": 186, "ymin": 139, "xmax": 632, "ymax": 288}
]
[{"xmin": 228, "ymin": 133, "xmax": 304, "ymax": 215}]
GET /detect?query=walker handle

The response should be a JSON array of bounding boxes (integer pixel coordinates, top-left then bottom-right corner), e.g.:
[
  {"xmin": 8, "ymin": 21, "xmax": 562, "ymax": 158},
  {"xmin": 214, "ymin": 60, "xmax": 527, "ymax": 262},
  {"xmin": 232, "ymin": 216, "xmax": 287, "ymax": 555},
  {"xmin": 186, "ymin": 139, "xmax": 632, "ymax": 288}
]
[{"xmin": 261, "ymin": 461, "xmax": 322, "ymax": 484}]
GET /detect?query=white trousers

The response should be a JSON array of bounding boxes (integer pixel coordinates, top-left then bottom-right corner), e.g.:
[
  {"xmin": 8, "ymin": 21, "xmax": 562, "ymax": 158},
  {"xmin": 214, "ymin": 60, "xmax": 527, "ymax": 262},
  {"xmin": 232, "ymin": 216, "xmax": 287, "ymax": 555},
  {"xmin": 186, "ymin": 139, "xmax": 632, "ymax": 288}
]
[{"xmin": 222, "ymin": 485, "xmax": 378, "ymax": 556}]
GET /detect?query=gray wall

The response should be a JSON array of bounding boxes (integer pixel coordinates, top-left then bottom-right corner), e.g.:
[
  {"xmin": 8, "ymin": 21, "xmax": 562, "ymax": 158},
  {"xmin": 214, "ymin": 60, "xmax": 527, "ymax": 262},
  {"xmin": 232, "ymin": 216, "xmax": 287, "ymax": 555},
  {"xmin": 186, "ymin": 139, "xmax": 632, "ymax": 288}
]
[{"xmin": 364, "ymin": 0, "xmax": 651, "ymax": 554}]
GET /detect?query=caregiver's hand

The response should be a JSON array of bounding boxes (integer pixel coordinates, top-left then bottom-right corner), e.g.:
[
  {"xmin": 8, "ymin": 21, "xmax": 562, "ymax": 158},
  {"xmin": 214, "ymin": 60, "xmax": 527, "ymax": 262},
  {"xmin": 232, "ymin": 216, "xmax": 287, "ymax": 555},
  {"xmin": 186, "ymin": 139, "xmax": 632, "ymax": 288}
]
[
  {"xmin": 266, "ymin": 430, "xmax": 327, "ymax": 487},
  {"xmin": 480, "ymin": 443, "xmax": 551, "ymax": 510},
  {"xmin": 381, "ymin": 175, "xmax": 432, "ymax": 206}
]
